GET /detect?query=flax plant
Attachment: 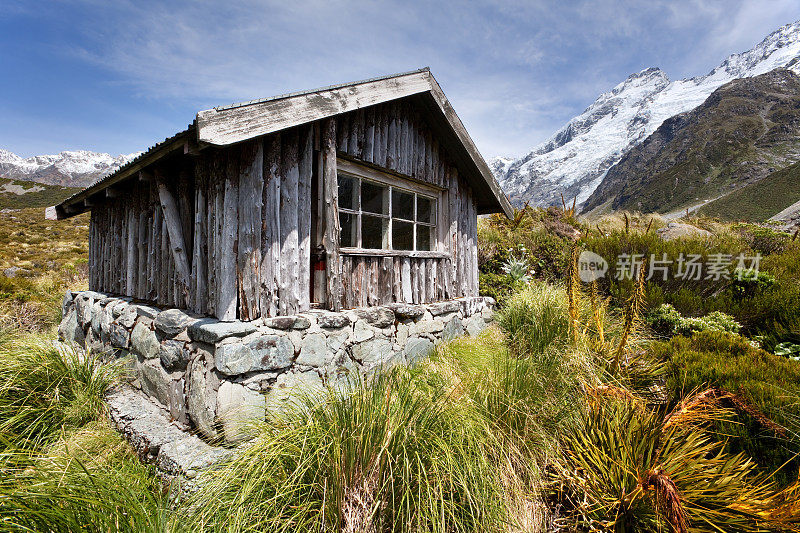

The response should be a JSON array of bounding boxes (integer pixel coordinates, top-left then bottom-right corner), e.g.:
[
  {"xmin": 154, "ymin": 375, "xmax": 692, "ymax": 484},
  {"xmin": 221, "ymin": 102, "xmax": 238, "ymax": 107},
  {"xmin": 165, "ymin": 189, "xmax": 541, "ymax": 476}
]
[{"xmin": 556, "ymin": 392, "xmax": 800, "ymax": 533}]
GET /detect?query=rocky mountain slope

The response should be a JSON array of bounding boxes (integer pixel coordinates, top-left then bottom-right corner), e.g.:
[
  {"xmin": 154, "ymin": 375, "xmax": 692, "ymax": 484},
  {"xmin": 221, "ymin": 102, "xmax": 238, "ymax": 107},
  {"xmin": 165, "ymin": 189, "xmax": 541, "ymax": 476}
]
[
  {"xmin": 495, "ymin": 20, "xmax": 800, "ymax": 207},
  {"xmin": 581, "ymin": 69, "xmax": 800, "ymax": 216},
  {"xmin": 0, "ymin": 149, "xmax": 137, "ymax": 188}
]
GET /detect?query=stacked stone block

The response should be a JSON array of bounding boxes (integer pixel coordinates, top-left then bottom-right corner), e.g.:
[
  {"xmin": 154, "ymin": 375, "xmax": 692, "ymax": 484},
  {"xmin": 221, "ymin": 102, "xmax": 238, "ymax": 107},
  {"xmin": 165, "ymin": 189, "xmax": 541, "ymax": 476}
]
[{"xmin": 59, "ymin": 291, "xmax": 495, "ymax": 443}]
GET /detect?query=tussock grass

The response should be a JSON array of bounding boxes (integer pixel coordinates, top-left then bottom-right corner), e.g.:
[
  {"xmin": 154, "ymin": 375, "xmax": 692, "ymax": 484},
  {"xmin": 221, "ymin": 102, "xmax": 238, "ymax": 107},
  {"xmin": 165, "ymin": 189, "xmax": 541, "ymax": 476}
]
[
  {"xmin": 182, "ymin": 364, "xmax": 510, "ymax": 533},
  {"xmin": 0, "ymin": 422, "xmax": 170, "ymax": 533},
  {"xmin": 0, "ymin": 329, "xmax": 169, "ymax": 532},
  {"xmin": 0, "ymin": 332, "xmax": 117, "ymax": 449}
]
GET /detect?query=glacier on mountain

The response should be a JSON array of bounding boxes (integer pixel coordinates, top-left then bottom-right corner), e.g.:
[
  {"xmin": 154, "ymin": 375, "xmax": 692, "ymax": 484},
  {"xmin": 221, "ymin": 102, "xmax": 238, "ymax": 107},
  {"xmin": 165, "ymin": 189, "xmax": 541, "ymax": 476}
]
[{"xmin": 496, "ymin": 20, "xmax": 800, "ymax": 208}]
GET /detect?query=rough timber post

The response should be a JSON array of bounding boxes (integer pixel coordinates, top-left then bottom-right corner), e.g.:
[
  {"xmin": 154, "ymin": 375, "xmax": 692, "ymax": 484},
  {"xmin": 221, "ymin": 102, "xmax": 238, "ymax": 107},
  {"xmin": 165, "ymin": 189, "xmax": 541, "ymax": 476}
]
[
  {"xmin": 321, "ymin": 118, "xmax": 341, "ymax": 311},
  {"xmin": 219, "ymin": 150, "xmax": 239, "ymax": 321},
  {"xmin": 154, "ymin": 168, "xmax": 191, "ymax": 299},
  {"xmin": 237, "ymin": 140, "xmax": 263, "ymax": 321}
]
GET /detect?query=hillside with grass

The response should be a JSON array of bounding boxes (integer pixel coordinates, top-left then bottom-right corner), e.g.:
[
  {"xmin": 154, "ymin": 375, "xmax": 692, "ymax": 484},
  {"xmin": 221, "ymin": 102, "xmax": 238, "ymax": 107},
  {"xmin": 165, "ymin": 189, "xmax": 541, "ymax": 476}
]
[
  {"xmin": 0, "ymin": 177, "xmax": 80, "ymax": 210},
  {"xmin": 0, "ymin": 208, "xmax": 87, "ymax": 330},
  {"xmin": 697, "ymin": 159, "xmax": 800, "ymax": 221},
  {"xmin": 583, "ymin": 69, "xmax": 800, "ymax": 217},
  {"xmin": 1, "ymin": 205, "xmax": 800, "ymax": 531}
]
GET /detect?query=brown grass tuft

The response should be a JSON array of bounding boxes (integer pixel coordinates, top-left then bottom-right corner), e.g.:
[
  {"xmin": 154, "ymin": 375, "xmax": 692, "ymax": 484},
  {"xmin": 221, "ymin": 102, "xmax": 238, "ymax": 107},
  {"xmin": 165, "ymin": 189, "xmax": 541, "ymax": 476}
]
[{"xmin": 641, "ymin": 468, "xmax": 689, "ymax": 533}]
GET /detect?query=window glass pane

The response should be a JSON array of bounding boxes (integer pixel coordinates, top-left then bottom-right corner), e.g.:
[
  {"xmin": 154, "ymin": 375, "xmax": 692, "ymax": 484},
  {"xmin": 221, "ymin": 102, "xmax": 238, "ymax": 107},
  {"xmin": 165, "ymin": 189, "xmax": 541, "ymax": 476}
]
[
  {"xmin": 361, "ymin": 181, "xmax": 388, "ymax": 215},
  {"xmin": 392, "ymin": 190, "xmax": 414, "ymax": 220},
  {"xmin": 417, "ymin": 196, "xmax": 435, "ymax": 224},
  {"xmin": 338, "ymin": 174, "xmax": 356, "ymax": 211},
  {"xmin": 392, "ymin": 220, "xmax": 413, "ymax": 250},
  {"xmin": 339, "ymin": 212, "xmax": 357, "ymax": 247},
  {"xmin": 362, "ymin": 215, "xmax": 388, "ymax": 249},
  {"xmin": 416, "ymin": 225, "xmax": 432, "ymax": 251}
]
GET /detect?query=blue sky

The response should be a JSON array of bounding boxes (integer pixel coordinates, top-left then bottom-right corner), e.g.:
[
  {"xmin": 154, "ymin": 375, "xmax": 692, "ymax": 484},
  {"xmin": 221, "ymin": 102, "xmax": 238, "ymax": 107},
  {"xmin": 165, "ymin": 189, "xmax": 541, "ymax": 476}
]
[{"xmin": 2, "ymin": 0, "xmax": 799, "ymax": 159}]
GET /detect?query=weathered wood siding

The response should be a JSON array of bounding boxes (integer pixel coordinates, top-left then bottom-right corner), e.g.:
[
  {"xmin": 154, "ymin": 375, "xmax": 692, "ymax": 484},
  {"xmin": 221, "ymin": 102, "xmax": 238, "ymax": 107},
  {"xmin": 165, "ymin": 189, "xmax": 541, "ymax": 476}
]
[
  {"xmin": 88, "ymin": 96, "xmax": 479, "ymax": 319},
  {"xmin": 331, "ymin": 99, "xmax": 479, "ymax": 306}
]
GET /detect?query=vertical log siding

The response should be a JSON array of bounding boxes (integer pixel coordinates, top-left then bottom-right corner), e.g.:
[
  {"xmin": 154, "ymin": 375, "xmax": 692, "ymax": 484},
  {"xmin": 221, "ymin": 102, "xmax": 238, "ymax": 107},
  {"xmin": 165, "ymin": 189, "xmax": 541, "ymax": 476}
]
[{"xmin": 87, "ymin": 96, "xmax": 479, "ymax": 320}]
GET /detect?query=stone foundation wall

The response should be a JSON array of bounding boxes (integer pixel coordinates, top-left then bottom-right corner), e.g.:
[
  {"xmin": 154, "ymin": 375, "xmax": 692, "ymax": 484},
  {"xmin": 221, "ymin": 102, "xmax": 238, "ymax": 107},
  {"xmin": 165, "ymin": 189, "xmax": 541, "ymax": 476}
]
[{"xmin": 58, "ymin": 292, "xmax": 494, "ymax": 443}]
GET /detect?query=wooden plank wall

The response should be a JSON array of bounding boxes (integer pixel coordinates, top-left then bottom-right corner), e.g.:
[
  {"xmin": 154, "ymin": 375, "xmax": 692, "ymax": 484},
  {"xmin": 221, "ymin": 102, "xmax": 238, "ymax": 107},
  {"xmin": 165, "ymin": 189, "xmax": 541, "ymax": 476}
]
[
  {"xmin": 87, "ymin": 96, "xmax": 480, "ymax": 319},
  {"xmin": 332, "ymin": 99, "xmax": 479, "ymax": 304},
  {"xmin": 88, "ymin": 175, "xmax": 192, "ymax": 311},
  {"xmin": 333, "ymin": 99, "xmax": 453, "ymax": 190},
  {"xmin": 88, "ymin": 125, "xmax": 315, "ymax": 320}
]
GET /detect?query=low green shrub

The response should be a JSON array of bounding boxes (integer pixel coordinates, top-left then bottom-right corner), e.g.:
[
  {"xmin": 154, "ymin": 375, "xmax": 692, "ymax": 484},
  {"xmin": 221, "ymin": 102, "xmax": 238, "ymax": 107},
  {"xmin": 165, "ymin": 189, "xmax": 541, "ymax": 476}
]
[
  {"xmin": 478, "ymin": 271, "xmax": 517, "ymax": 305},
  {"xmin": 775, "ymin": 341, "xmax": 800, "ymax": 359},
  {"xmin": 646, "ymin": 304, "xmax": 741, "ymax": 337},
  {"xmin": 652, "ymin": 331, "xmax": 800, "ymax": 486},
  {"xmin": 731, "ymin": 267, "xmax": 776, "ymax": 299},
  {"xmin": 646, "ymin": 303, "xmax": 684, "ymax": 336}
]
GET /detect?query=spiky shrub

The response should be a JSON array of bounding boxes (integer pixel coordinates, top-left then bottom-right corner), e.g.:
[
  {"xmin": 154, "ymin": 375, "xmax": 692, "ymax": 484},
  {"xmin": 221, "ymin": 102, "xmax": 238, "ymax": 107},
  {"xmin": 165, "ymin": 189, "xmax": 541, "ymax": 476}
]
[
  {"xmin": 0, "ymin": 332, "xmax": 118, "ymax": 448},
  {"xmin": 182, "ymin": 366, "xmax": 507, "ymax": 533},
  {"xmin": 555, "ymin": 394, "xmax": 800, "ymax": 532}
]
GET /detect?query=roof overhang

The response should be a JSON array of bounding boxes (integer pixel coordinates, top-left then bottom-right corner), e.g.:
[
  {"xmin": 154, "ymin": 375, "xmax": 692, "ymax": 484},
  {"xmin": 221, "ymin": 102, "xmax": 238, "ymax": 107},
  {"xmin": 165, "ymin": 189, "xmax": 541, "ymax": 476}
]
[
  {"xmin": 51, "ymin": 129, "xmax": 193, "ymax": 219},
  {"xmin": 55, "ymin": 68, "xmax": 512, "ymax": 219}
]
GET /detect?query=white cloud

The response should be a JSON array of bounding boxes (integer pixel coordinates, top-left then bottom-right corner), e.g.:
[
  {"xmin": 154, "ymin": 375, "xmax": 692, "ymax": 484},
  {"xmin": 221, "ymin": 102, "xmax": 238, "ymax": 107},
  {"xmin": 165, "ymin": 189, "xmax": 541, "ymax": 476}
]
[{"xmin": 42, "ymin": 0, "xmax": 800, "ymax": 158}]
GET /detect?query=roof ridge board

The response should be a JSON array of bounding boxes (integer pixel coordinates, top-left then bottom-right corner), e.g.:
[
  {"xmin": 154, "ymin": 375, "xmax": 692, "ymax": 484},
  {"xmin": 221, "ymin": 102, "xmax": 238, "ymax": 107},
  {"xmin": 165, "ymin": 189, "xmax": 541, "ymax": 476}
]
[{"xmin": 212, "ymin": 67, "xmax": 431, "ymax": 112}]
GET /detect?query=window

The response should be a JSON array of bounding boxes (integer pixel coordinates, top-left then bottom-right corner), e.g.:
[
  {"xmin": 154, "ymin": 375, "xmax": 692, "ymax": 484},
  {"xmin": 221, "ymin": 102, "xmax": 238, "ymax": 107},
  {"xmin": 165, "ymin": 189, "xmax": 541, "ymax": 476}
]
[{"xmin": 337, "ymin": 172, "xmax": 437, "ymax": 252}]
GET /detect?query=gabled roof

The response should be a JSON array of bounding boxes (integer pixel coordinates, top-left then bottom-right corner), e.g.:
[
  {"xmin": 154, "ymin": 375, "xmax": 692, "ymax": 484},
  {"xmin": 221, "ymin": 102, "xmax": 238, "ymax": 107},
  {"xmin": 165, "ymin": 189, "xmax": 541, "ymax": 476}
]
[{"xmin": 55, "ymin": 68, "xmax": 512, "ymax": 218}]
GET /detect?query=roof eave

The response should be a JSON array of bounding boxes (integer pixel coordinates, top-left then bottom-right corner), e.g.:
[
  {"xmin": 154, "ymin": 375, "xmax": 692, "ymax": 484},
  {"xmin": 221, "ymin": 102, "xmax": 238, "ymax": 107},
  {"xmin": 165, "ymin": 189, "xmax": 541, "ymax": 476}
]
[{"xmin": 54, "ymin": 128, "xmax": 193, "ymax": 219}]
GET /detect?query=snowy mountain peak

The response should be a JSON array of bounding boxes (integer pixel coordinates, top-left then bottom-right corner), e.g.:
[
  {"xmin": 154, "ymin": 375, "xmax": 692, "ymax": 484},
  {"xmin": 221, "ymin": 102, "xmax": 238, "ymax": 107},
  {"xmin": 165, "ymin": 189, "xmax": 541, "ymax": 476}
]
[
  {"xmin": 705, "ymin": 20, "xmax": 800, "ymax": 82},
  {"xmin": 0, "ymin": 149, "xmax": 140, "ymax": 188},
  {"xmin": 497, "ymin": 20, "xmax": 800, "ymax": 208}
]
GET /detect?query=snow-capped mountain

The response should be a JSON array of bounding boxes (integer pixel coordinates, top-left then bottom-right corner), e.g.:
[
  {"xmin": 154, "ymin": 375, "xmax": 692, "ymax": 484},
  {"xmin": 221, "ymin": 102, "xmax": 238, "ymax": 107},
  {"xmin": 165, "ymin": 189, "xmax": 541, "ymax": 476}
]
[
  {"xmin": 488, "ymin": 156, "xmax": 515, "ymax": 180},
  {"xmin": 0, "ymin": 149, "xmax": 139, "ymax": 188},
  {"xmin": 497, "ymin": 20, "xmax": 800, "ymax": 208}
]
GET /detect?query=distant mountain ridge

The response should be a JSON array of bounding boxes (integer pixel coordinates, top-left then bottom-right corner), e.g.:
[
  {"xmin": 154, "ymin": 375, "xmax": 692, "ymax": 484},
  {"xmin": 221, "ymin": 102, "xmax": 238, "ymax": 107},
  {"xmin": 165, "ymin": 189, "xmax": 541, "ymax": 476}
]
[
  {"xmin": 582, "ymin": 69, "xmax": 800, "ymax": 217},
  {"xmin": 0, "ymin": 149, "xmax": 139, "ymax": 188},
  {"xmin": 494, "ymin": 20, "xmax": 800, "ymax": 208}
]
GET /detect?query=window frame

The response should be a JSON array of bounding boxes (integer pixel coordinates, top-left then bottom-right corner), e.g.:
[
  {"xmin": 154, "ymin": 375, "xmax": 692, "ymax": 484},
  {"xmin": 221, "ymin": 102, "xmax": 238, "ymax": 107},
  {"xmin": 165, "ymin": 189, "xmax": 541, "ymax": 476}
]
[{"xmin": 337, "ymin": 158, "xmax": 447, "ymax": 258}]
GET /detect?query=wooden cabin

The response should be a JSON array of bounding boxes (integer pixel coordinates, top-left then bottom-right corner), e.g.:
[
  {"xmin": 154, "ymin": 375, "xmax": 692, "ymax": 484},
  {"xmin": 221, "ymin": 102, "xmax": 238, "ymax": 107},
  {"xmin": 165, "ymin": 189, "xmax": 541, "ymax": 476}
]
[{"xmin": 52, "ymin": 68, "xmax": 512, "ymax": 321}]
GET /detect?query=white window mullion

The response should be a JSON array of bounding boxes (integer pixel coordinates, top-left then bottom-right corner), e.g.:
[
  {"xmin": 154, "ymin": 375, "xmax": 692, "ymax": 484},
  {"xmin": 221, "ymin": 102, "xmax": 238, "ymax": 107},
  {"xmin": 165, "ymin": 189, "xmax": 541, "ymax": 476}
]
[
  {"xmin": 356, "ymin": 178, "xmax": 362, "ymax": 248},
  {"xmin": 412, "ymin": 194, "xmax": 417, "ymax": 251}
]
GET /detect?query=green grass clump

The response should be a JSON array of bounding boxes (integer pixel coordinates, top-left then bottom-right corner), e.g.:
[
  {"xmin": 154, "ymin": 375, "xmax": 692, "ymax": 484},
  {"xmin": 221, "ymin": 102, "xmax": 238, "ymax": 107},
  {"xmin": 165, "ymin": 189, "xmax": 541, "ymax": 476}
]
[
  {"xmin": 0, "ymin": 423, "xmax": 169, "ymax": 533},
  {"xmin": 182, "ymin": 364, "xmax": 510, "ymax": 533},
  {"xmin": 499, "ymin": 282, "xmax": 572, "ymax": 357},
  {"xmin": 0, "ymin": 332, "xmax": 118, "ymax": 448},
  {"xmin": 0, "ymin": 329, "xmax": 169, "ymax": 532}
]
